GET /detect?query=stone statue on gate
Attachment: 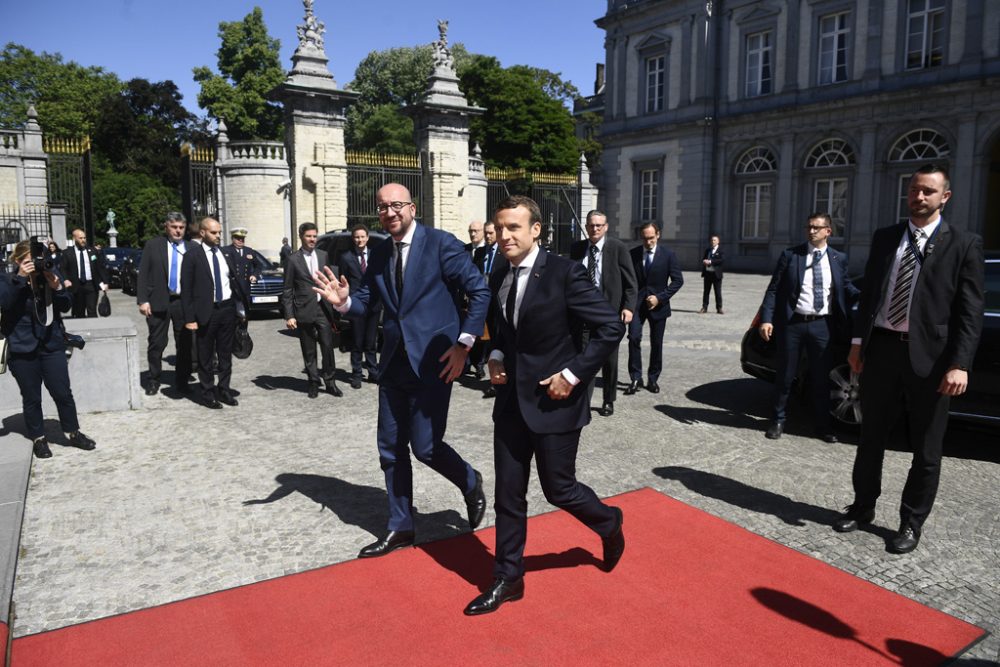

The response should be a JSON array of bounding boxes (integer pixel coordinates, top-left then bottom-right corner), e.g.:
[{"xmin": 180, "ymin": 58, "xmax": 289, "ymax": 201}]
[
  {"xmin": 297, "ymin": 0, "xmax": 326, "ymax": 51},
  {"xmin": 432, "ymin": 19, "xmax": 454, "ymax": 71}
]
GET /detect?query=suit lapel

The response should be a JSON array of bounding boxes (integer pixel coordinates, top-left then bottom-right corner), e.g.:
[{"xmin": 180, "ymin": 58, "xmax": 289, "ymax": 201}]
[
  {"xmin": 917, "ymin": 219, "xmax": 949, "ymax": 282},
  {"xmin": 516, "ymin": 249, "xmax": 547, "ymax": 331}
]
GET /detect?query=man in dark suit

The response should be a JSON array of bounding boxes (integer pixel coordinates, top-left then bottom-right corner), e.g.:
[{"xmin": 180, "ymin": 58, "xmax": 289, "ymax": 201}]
[
  {"xmin": 759, "ymin": 212, "xmax": 858, "ymax": 442},
  {"xmin": 470, "ymin": 221, "xmax": 502, "ymax": 388},
  {"xmin": 61, "ymin": 228, "xmax": 109, "ymax": 318},
  {"xmin": 699, "ymin": 234, "xmax": 724, "ymax": 314},
  {"xmin": 569, "ymin": 210, "xmax": 637, "ymax": 417},
  {"xmin": 221, "ymin": 227, "xmax": 260, "ymax": 299},
  {"xmin": 313, "ymin": 183, "xmax": 490, "ymax": 558},
  {"xmin": 284, "ymin": 222, "xmax": 343, "ymax": 398},
  {"xmin": 136, "ymin": 212, "xmax": 194, "ymax": 396},
  {"xmin": 834, "ymin": 164, "xmax": 984, "ymax": 554},
  {"xmin": 464, "ymin": 220, "xmax": 485, "ymax": 259},
  {"xmin": 181, "ymin": 217, "xmax": 250, "ymax": 409},
  {"xmin": 337, "ymin": 224, "xmax": 379, "ymax": 390},
  {"xmin": 279, "ymin": 237, "xmax": 293, "ymax": 269},
  {"xmin": 625, "ymin": 222, "xmax": 683, "ymax": 395},
  {"xmin": 463, "ymin": 196, "xmax": 626, "ymax": 616}
]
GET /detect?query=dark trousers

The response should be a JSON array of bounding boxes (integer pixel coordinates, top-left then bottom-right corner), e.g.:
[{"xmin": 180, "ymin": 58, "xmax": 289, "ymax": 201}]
[
  {"xmin": 852, "ymin": 330, "xmax": 950, "ymax": 532},
  {"xmin": 702, "ymin": 274, "xmax": 723, "ymax": 310},
  {"xmin": 772, "ymin": 316, "xmax": 833, "ymax": 433},
  {"xmin": 493, "ymin": 393, "xmax": 618, "ymax": 581},
  {"xmin": 8, "ymin": 348, "xmax": 80, "ymax": 440},
  {"xmin": 376, "ymin": 348, "xmax": 476, "ymax": 532},
  {"xmin": 583, "ymin": 327, "xmax": 620, "ymax": 405},
  {"xmin": 348, "ymin": 312, "xmax": 378, "ymax": 377},
  {"xmin": 627, "ymin": 311, "xmax": 666, "ymax": 383},
  {"xmin": 71, "ymin": 282, "xmax": 98, "ymax": 318},
  {"xmin": 297, "ymin": 317, "xmax": 336, "ymax": 385},
  {"xmin": 195, "ymin": 299, "xmax": 237, "ymax": 399},
  {"xmin": 146, "ymin": 297, "xmax": 192, "ymax": 385}
]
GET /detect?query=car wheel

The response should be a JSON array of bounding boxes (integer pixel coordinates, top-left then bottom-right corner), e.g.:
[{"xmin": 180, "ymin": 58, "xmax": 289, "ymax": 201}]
[{"xmin": 829, "ymin": 363, "xmax": 862, "ymax": 426}]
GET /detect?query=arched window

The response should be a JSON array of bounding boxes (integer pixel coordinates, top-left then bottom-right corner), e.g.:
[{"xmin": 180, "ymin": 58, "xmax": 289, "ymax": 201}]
[
  {"xmin": 805, "ymin": 139, "xmax": 855, "ymax": 168},
  {"xmin": 888, "ymin": 129, "xmax": 950, "ymax": 162},
  {"xmin": 805, "ymin": 139, "xmax": 855, "ymax": 239},
  {"xmin": 735, "ymin": 146, "xmax": 777, "ymax": 240}
]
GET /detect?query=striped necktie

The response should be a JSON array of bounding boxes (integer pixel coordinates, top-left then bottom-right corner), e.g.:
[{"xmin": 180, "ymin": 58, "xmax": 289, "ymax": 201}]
[{"xmin": 886, "ymin": 229, "xmax": 923, "ymax": 328}]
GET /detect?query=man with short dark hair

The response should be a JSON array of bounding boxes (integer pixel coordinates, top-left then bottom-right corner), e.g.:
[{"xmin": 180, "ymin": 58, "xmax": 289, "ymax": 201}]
[
  {"xmin": 569, "ymin": 210, "xmax": 637, "ymax": 417},
  {"xmin": 337, "ymin": 224, "xmax": 379, "ymax": 390},
  {"xmin": 834, "ymin": 164, "xmax": 984, "ymax": 554},
  {"xmin": 61, "ymin": 228, "xmax": 109, "ymax": 318},
  {"xmin": 279, "ymin": 237, "xmax": 293, "ymax": 269},
  {"xmin": 137, "ymin": 213, "xmax": 194, "ymax": 395},
  {"xmin": 470, "ymin": 221, "xmax": 502, "ymax": 387}
]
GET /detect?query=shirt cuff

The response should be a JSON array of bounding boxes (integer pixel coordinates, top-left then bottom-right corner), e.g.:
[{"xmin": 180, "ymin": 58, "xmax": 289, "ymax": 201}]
[
  {"xmin": 457, "ymin": 333, "xmax": 476, "ymax": 349},
  {"xmin": 561, "ymin": 368, "xmax": 580, "ymax": 386},
  {"xmin": 334, "ymin": 296, "xmax": 352, "ymax": 314},
  {"xmin": 850, "ymin": 337, "xmax": 862, "ymax": 345},
  {"xmin": 489, "ymin": 350, "xmax": 504, "ymax": 364}
]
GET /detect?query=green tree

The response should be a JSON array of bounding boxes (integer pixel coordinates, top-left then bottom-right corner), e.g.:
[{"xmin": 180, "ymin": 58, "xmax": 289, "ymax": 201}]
[
  {"xmin": 193, "ymin": 7, "xmax": 284, "ymax": 140},
  {"xmin": 91, "ymin": 166, "xmax": 181, "ymax": 247},
  {"xmin": 0, "ymin": 43, "xmax": 121, "ymax": 136}
]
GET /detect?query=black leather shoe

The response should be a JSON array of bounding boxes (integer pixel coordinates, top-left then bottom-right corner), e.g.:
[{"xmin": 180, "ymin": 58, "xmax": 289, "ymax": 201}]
[
  {"xmin": 145, "ymin": 381, "xmax": 160, "ymax": 396},
  {"xmin": 307, "ymin": 382, "xmax": 319, "ymax": 398},
  {"xmin": 482, "ymin": 386, "xmax": 496, "ymax": 398},
  {"xmin": 33, "ymin": 437, "xmax": 53, "ymax": 459},
  {"xmin": 350, "ymin": 376, "xmax": 362, "ymax": 390},
  {"xmin": 599, "ymin": 402, "xmax": 614, "ymax": 417},
  {"xmin": 327, "ymin": 382, "xmax": 343, "ymax": 397},
  {"xmin": 602, "ymin": 507, "xmax": 625, "ymax": 572},
  {"xmin": 358, "ymin": 530, "xmax": 415, "ymax": 558},
  {"xmin": 646, "ymin": 381, "xmax": 660, "ymax": 394},
  {"xmin": 623, "ymin": 380, "xmax": 641, "ymax": 395},
  {"xmin": 765, "ymin": 421, "xmax": 784, "ymax": 439},
  {"xmin": 219, "ymin": 391, "xmax": 239, "ymax": 407},
  {"xmin": 67, "ymin": 431, "xmax": 96, "ymax": 451},
  {"xmin": 888, "ymin": 524, "xmax": 920, "ymax": 554},
  {"xmin": 204, "ymin": 398, "xmax": 223, "ymax": 410},
  {"xmin": 832, "ymin": 504, "xmax": 876, "ymax": 533},
  {"xmin": 474, "ymin": 365, "xmax": 485, "ymax": 380},
  {"xmin": 820, "ymin": 433, "xmax": 839, "ymax": 444},
  {"xmin": 464, "ymin": 577, "xmax": 524, "ymax": 616},
  {"xmin": 465, "ymin": 470, "xmax": 487, "ymax": 529}
]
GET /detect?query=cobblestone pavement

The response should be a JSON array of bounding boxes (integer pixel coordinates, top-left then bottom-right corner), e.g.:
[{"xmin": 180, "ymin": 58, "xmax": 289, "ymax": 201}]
[{"xmin": 8, "ymin": 271, "xmax": 999, "ymax": 662}]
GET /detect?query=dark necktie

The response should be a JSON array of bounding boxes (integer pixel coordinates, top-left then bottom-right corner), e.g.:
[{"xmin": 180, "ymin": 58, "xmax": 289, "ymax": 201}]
[
  {"xmin": 211, "ymin": 246, "xmax": 223, "ymax": 303},
  {"xmin": 812, "ymin": 250, "xmax": 824, "ymax": 313},
  {"xmin": 588, "ymin": 244, "xmax": 598, "ymax": 286},
  {"xmin": 394, "ymin": 242, "xmax": 405, "ymax": 298},
  {"xmin": 168, "ymin": 242, "xmax": 180, "ymax": 293},
  {"xmin": 887, "ymin": 230, "xmax": 922, "ymax": 327},
  {"xmin": 485, "ymin": 246, "xmax": 494, "ymax": 275},
  {"xmin": 359, "ymin": 250, "xmax": 367, "ymax": 274},
  {"xmin": 79, "ymin": 248, "xmax": 87, "ymax": 282},
  {"xmin": 645, "ymin": 250, "xmax": 653, "ymax": 273},
  {"xmin": 506, "ymin": 266, "xmax": 522, "ymax": 326}
]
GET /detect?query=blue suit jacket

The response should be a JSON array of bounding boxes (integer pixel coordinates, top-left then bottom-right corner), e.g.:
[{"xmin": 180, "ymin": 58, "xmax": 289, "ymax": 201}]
[
  {"xmin": 629, "ymin": 243, "xmax": 684, "ymax": 321},
  {"xmin": 348, "ymin": 223, "xmax": 490, "ymax": 384},
  {"xmin": 760, "ymin": 243, "xmax": 858, "ymax": 336}
]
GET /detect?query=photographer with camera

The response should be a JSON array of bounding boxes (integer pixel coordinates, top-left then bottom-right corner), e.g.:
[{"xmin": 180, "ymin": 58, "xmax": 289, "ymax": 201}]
[{"xmin": 0, "ymin": 239, "xmax": 97, "ymax": 459}]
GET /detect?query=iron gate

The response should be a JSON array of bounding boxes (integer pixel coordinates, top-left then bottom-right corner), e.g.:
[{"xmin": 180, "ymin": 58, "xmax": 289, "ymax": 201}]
[
  {"xmin": 346, "ymin": 151, "xmax": 422, "ymax": 232},
  {"xmin": 181, "ymin": 144, "xmax": 218, "ymax": 225},
  {"xmin": 486, "ymin": 168, "xmax": 581, "ymax": 255},
  {"xmin": 44, "ymin": 136, "xmax": 93, "ymax": 238}
]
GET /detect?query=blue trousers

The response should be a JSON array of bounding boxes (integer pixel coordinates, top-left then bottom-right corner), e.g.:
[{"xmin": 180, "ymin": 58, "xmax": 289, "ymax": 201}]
[
  {"xmin": 8, "ymin": 348, "xmax": 80, "ymax": 440},
  {"xmin": 376, "ymin": 349, "xmax": 476, "ymax": 531},
  {"xmin": 772, "ymin": 316, "xmax": 833, "ymax": 433}
]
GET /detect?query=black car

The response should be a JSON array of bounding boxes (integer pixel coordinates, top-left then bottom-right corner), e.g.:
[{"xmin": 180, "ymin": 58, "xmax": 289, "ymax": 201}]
[
  {"xmin": 740, "ymin": 253, "xmax": 1000, "ymax": 427},
  {"xmin": 119, "ymin": 250, "xmax": 142, "ymax": 296},
  {"xmin": 247, "ymin": 255, "xmax": 285, "ymax": 315},
  {"xmin": 101, "ymin": 247, "xmax": 137, "ymax": 288},
  {"xmin": 315, "ymin": 228, "xmax": 389, "ymax": 350}
]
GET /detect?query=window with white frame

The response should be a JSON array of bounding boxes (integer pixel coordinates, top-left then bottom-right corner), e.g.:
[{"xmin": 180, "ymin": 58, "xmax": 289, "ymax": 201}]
[
  {"xmin": 906, "ymin": 0, "xmax": 945, "ymax": 70},
  {"xmin": 745, "ymin": 31, "xmax": 773, "ymax": 97},
  {"xmin": 805, "ymin": 139, "xmax": 855, "ymax": 238},
  {"xmin": 640, "ymin": 169, "xmax": 659, "ymax": 221},
  {"xmin": 735, "ymin": 146, "xmax": 777, "ymax": 240},
  {"xmin": 645, "ymin": 55, "xmax": 665, "ymax": 113},
  {"xmin": 818, "ymin": 12, "xmax": 849, "ymax": 85},
  {"xmin": 888, "ymin": 128, "xmax": 950, "ymax": 162},
  {"xmin": 896, "ymin": 174, "xmax": 914, "ymax": 224},
  {"xmin": 814, "ymin": 179, "xmax": 848, "ymax": 238}
]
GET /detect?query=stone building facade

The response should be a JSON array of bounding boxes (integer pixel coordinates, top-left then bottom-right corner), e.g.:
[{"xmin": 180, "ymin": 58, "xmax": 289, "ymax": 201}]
[{"xmin": 586, "ymin": 0, "xmax": 1000, "ymax": 272}]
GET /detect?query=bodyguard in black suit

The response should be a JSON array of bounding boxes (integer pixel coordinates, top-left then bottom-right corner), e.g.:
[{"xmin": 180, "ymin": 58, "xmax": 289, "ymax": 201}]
[
  {"xmin": 568, "ymin": 210, "xmax": 637, "ymax": 416},
  {"xmin": 181, "ymin": 218, "xmax": 250, "ymax": 409},
  {"xmin": 61, "ymin": 228, "xmax": 109, "ymax": 318},
  {"xmin": 337, "ymin": 225, "xmax": 379, "ymax": 390},
  {"xmin": 834, "ymin": 165, "xmax": 984, "ymax": 554},
  {"xmin": 136, "ymin": 212, "xmax": 194, "ymax": 395},
  {"xmin": 699, "ymin": 235, "xmax": 724, "ymax": 314},
  {"xmin": 759, "ymin": 213, "xmax": 858, "ymax": 442},
  {"xmin": 625, "ymin": 223, "xmax": 683, "ymax": 395},
  {"xmin": 285, "ymin": 222, "xmax": 342, "ymax": 398},
  {"xmin": 464, "ymin": 196, "xmax": 626, "ymax": 616}
]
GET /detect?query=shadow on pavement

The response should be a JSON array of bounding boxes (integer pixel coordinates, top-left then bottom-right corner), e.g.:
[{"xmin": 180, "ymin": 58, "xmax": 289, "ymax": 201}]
[{"xmin": 685, "ymin": 378, "xmax": 771, "ymax": 419}]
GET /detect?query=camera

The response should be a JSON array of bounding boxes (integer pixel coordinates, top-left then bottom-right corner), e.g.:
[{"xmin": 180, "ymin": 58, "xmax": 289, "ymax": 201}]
[{"xmin": 29, "ymin": 236, "xmax": 57, "ymax": 272}]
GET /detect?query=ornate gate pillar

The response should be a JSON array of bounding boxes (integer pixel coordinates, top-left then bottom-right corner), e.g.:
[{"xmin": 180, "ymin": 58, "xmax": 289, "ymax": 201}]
[{"xmin": 407, "ymin": 21, "xmax": 484, "ymax": 236}]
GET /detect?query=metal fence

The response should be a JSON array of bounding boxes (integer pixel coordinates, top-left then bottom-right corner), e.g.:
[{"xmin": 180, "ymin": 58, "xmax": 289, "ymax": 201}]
[
  {"xmin": 486, "ymin": 168, "xmax": 581, "ymax": 255},
  {"xmin": 181, "ymin": 144, "xmax": 218, "ymax": 224},
  {"xmin": 0, "ymin": 203, "xmax": 51, "ymax": 246},
  {"xmin": 345, "ymin": 151, "xmax": 422, "ymax": 232},
  {"xmin": 43, "ymin": 136, "xmax": 93, "ymax": 237}
]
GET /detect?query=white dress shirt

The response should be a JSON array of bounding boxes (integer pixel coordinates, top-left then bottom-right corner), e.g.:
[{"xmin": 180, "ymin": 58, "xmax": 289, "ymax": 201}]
[{"xmin": 794, "ymin": 247, "xmax": 832, "ymax": 316}]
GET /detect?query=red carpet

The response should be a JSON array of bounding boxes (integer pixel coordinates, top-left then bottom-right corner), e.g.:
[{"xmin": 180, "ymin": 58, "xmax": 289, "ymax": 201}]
[{"xmin": 12, "ymin": 488, "xmax": 984, "ymax": 666}]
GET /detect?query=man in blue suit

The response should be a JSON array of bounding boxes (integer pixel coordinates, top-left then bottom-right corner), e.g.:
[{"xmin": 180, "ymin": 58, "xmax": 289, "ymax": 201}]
[
  {"xmin": 314, "ymin": 183, "xmax": 490, "ymax": 558},
  {"xmin": 758, "ymin": 213, "xmax": 858, "ymax": 442},
  {"xmin": 624, "ymin": 222, "xmax": 684, "ymax": 395}
]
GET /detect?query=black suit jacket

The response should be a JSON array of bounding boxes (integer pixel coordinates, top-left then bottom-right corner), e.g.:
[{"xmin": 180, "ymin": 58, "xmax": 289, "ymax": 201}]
[
  {"xmin": 472, "ymin": 243, "xmax": 505, "ymax": 277},
  {"xmin": 702, "ymin": 246, "xmax": 724, "ymax": 278},
  {"xmin": 137, "ymin": 235, "xmax": 182, "ymax": 311},
  {"xmin": 854, "ymin": 220, "xmax": 984, "ymax": 377},
  {"xmin": 489, "ymin": 250, "xmax": 625, "ymax": 434},
  {"xmin": 62, "ymin": 245, "xmax": 109, "ymax": 291},
  {"xmin": 569, "ymin": 236, "xmax": 637, "ymax": 314},
  {"xmin": 181, "ymin": 243, "xmax": 249, "ymax": 326},
  {"xmin": 0, "ymin": 274, "xmax": 72, "ymax": 353},
  {"xmin": 282, "ymin": 249, "xmax": 335, "ymax": 324},
  {"xmin": 630, "ymin": 243, "xmax": 684, "ymax": 321}
]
